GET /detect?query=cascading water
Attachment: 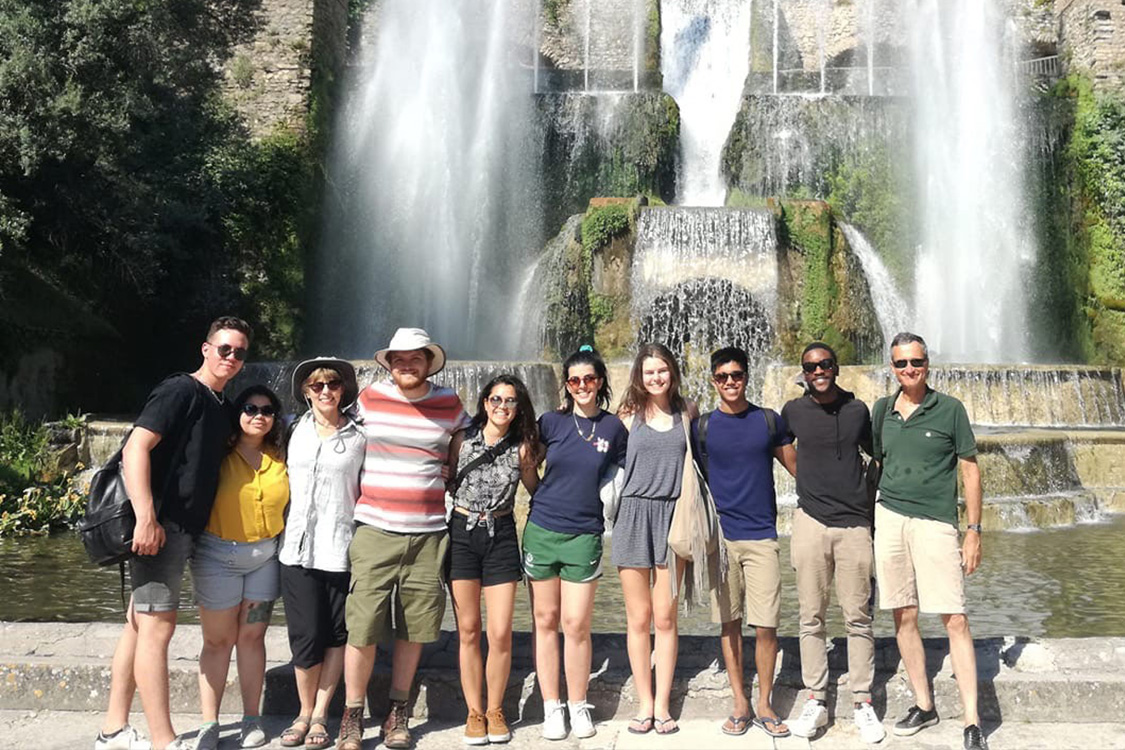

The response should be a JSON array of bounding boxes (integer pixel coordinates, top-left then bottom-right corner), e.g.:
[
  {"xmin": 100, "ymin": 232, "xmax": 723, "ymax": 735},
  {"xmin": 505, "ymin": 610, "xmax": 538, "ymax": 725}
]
[
  {"xmin": 631, "ymin": 207, "xmax": 778, "ymax": 401},
  {"xmin": 311, "ymin": 0, "xmax": 541, "ymax": 358},
  {"xmin": 841, "ymin": 222, "xmax": 911, "ymax": 351},
  {"xmin": 661, "ymin": 0, "xmax": 753, "ymax": 205},
  {"xmin": 909, "ymin": 0, "xmax": 1033, "ymax": 362}
]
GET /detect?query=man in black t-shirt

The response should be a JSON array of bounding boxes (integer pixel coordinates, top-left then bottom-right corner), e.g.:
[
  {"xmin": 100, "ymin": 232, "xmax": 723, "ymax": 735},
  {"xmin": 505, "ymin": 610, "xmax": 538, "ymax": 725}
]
[
  {"xmin": 95, "ymin": 316, "xmax": 251, "ymax": 750},
  {"xmin": 781, "ymin": 343, "xmax": 885, "ymax": 743}
]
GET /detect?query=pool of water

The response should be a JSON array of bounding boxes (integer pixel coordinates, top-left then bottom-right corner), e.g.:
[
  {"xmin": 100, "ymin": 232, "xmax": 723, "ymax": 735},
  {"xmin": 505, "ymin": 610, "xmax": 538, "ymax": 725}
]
[{"xmin": 3, "ymin": 515, "xmax": 1124, "ymax": 638}]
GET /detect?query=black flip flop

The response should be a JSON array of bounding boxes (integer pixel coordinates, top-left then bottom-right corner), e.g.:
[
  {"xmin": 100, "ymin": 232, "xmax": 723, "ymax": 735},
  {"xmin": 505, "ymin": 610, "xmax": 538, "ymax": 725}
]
[
  {"xmin": 722, "ymin": 714, "xmax": 751, "ymax": 736},
  {"xmin": 754, "ymin": 716, "xmax": 792, "ymax": 738}
]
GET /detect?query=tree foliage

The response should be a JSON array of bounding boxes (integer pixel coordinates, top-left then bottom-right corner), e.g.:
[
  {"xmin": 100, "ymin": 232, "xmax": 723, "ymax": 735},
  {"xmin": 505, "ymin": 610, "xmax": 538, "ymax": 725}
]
[{"xmin": 0, "ymin": 0, "xmax": 316, "ymax": 398}]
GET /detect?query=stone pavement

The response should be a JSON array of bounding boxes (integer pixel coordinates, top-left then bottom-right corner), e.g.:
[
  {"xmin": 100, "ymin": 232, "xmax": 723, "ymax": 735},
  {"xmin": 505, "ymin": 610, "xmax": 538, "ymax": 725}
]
[{"xmin": 6, "ymin": 710, "xmax": 1125, "ymax": 750}]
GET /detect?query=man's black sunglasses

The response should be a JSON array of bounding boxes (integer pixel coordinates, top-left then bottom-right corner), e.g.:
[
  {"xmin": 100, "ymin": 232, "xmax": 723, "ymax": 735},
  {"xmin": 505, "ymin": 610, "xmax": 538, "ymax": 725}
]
[
  {"xmin": 892, "ymin": 358, "xmax": 928, "ymax": 369},
  {"xmin": 802, "ymin": 358, "xmax": 836, "ymax": 373}
]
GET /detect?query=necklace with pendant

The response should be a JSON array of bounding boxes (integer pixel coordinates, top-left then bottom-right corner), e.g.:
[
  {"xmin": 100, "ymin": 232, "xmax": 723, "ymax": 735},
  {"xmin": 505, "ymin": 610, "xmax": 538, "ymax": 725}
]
[{"xmin": 573, "ymin": 411, "xmax": 597, "ymax": 443}]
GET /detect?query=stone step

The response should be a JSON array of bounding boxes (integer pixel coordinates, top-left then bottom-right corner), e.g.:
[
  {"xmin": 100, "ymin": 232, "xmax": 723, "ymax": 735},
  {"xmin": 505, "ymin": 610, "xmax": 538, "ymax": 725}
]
[{"xmin": 2, "ymin": 623, "xmax": 1122, "ymax": 724}]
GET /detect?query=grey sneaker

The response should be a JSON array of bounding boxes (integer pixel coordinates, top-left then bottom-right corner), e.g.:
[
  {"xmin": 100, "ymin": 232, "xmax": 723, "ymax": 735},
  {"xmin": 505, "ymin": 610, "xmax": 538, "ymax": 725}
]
[
  {"xmin": 93, "ymin": 725, "xmax": 152, "ymax": 750},
  {"xmin": 193, "ymin": 723, "xmax": 220, "ymax": 750},
  {"xmin": 239, "ymin": 718, "xmax": 267, "ymax": 748},
  {"xmin": 163, "ymin": 738, "xmax": 194, "ymax": 750}
]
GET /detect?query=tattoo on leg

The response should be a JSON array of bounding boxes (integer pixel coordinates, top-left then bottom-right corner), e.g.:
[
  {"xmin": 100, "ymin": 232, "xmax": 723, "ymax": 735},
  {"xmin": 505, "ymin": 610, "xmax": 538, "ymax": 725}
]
[{"xmin": 246, "ymin": 601, "xmax": 275, "ymax": 625}]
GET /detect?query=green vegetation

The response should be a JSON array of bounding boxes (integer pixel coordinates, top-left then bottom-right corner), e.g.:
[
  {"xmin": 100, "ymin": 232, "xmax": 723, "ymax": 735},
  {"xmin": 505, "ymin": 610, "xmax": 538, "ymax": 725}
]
[
  {"xmin": 0, "ymin": 411, "xmax": 84, "ymax": 536},
  {"xmin": 781, "ymin": 202, "xmax": 836, "ymax": 341},
  {"xmin": 1045, "ymin": 73, "xmax": 1125, "ymax": 363},
  {"xmin": 544, "ymin": 0, "xmax": 570, "ymax": 27},
  {"xmin": 581, "ymin": 203, "xmax": 632, "ymax": 254},
  {"xmin": 825, "ymin": 143, "xmax": 913, "ymax": 288},
  {"xmin": 0, "ymin": 0, "xmax": 323, "ymax": 405}
]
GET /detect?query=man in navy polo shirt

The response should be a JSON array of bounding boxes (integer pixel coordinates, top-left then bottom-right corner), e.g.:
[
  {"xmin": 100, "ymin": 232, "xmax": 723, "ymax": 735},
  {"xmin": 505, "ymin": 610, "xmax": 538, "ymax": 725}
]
[{"xmin": 693, "ymin": 346, "xmax": 796, "ymax": 739}]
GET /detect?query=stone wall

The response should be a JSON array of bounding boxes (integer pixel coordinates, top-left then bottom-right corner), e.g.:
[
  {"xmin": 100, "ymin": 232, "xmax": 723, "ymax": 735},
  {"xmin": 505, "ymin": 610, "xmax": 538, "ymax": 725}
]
[
  {"xmin": 220, "ymin": 0, "xmax": 348, "ymax": 138},
  {"xmin": 1059, "ymin": 0, "xmax": 1125, "ymax": 91}
]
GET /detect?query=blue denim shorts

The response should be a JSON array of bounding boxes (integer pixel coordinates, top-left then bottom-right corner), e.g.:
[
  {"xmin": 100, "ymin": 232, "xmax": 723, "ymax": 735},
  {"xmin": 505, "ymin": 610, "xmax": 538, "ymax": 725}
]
[{"xmin": 190, "ymin": 532, "xmax": 280, "ymax": 610}]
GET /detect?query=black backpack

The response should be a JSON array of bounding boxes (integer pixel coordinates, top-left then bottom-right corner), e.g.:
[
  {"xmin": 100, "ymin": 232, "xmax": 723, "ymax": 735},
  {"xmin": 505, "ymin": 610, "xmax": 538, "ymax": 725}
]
[{"xmin": 79, "ymin": 376, "xmax": 200, "ymax": 567}]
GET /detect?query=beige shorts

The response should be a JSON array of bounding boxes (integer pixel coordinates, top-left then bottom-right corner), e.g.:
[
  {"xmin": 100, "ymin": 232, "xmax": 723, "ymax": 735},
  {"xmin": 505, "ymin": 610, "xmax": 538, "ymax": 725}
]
[
  {"xmin": 711, "ymin": 537, "xmax": 781, "ymax": 628},
  {"xmin": 874, "ymin": 503, "xmax": 965, "ymax": 614}
]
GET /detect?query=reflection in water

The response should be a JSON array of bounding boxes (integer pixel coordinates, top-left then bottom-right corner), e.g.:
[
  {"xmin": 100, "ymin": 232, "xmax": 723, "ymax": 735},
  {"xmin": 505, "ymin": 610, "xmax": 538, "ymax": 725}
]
[{"xmin": 3, "ymin": 516, "xmax": 1125, "ymax": 639}]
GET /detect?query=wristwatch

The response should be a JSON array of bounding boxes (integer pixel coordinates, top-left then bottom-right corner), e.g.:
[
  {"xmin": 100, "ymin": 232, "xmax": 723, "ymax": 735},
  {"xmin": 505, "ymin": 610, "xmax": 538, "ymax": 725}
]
[{"xmin": 965, "ymin": 523, "xmax": 982, "ymax": 533}]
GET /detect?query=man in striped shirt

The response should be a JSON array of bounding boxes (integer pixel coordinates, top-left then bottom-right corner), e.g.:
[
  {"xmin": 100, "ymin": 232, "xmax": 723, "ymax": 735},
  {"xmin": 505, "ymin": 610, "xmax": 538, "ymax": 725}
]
[{"xmin": 338, "ymin": 328, "xmax": 470, "ymax": 750}]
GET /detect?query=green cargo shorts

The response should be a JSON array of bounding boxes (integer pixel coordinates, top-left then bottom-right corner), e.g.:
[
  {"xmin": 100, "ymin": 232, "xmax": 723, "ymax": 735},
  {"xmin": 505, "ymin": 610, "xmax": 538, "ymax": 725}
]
[
  {"xmin": 346, "ymin": 524, "xmax": 449, "ymax": 647},
  {"xmin": 521, "ymin": 520, "xmax": 603, "ymax": 583}
]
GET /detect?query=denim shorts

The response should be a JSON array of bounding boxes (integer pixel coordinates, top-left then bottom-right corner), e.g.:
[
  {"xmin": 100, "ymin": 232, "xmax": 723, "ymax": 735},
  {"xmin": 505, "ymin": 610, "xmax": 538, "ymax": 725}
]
[
  {"xmin": 129, "ymin": 521, "xmax": 194, "ymax": 613},
  {"xmin": 190, "ymin": 532, "xmax": 280, "ymax": 610}
]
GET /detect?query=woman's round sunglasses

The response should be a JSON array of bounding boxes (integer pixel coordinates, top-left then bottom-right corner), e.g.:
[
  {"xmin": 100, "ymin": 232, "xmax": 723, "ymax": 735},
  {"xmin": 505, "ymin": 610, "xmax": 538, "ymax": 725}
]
[
  {"xmin": 241, "ymin": 403, "xmax": 276, "ymax": 417},
  {"xmin": 306, "ymin": 380, "xmax": 343, "ymax": 394}
]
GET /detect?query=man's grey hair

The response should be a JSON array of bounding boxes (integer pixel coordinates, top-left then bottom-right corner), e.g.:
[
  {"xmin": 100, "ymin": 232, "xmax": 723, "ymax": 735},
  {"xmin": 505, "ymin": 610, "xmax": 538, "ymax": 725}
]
[{"xmin": 890, "ymin": 332, "xmax": 928, "ymax": 357}]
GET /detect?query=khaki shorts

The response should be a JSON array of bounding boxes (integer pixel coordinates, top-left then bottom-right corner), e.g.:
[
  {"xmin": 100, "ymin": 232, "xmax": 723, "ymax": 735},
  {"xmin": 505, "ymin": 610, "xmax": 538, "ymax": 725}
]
[
  {"xmin": 874, "ymin": 503, "xmax": 965, "ymax": 614},
  {"xmin": 711, "ymin": 537, "xmax": 781, "ymax": 628},
  {"xmin": 346, "ymin": 524, "xmax": 449, "ymax": 647}
]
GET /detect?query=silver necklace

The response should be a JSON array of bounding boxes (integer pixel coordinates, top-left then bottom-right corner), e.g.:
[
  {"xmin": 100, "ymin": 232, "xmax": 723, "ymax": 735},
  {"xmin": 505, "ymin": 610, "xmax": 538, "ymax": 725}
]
[{"xmin": 573, "ymin": 411, "xmax": 597, "ymax": 443}]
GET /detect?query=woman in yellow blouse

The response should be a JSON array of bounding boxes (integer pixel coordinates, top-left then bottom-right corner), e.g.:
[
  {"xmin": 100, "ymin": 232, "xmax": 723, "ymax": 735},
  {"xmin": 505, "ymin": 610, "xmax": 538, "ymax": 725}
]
[{"xmin": 190, "ymin": 385, "xmax": 289, "ymax": 750}]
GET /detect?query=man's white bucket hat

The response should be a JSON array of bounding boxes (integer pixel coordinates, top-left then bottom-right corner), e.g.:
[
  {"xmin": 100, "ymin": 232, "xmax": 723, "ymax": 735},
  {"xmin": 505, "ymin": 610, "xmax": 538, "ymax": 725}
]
[{"xmin": 374, "ymin": 327, "xmax": 447, "ymax": 377}]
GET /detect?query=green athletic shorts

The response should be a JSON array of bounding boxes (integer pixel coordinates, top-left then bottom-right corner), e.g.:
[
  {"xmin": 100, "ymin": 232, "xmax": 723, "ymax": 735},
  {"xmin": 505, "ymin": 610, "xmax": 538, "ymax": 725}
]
[{"xmin": 521, "ymin": 519, "xmax": 603, "ymax": 583}]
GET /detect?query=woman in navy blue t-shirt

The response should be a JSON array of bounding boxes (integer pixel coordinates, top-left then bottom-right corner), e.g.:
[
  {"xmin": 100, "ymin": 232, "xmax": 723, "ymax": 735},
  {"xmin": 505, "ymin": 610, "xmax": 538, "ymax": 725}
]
[{"xmin": 523, "ymin": 347, "xmax": 627, "ymax": 741}]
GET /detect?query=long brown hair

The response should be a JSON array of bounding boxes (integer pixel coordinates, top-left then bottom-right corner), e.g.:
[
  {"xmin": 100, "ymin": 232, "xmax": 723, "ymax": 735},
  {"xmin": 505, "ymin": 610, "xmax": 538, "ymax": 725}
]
[
  {"xmin": 472, "ymin": 374, "xmax": 540, "ymax": 472},
  {"xmin": 618, "ymin": 343, "xmax": 686, "ymax": 418}
]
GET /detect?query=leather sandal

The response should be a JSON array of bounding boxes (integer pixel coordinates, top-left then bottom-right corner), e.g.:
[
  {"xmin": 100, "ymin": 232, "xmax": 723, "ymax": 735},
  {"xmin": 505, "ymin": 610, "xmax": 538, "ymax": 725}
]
[
  {"xmin": 280, "ymin": 716, "xmax": 311, "ymax": 747},
  {"xmin": 306, "ymin": 717, "xmax": 331, "ymax": 749}
]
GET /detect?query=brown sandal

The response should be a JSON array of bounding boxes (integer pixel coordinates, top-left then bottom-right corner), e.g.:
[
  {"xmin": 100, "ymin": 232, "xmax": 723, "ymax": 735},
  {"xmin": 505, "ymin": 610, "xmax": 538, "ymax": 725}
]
[
  {"xmin": 305, "ymin": 717, "xmax": 330, "ymax": 749},
  {"xmin": 280, "ymin": 716, "xmax": 311, "ymax": 747}
]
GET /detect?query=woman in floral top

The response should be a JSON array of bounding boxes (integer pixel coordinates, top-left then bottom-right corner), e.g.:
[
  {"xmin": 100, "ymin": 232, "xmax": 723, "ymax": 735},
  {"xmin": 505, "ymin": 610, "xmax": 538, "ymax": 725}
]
[{"xmin": 446, "ymin": 374, "xmax": 540, "ymax": 745}]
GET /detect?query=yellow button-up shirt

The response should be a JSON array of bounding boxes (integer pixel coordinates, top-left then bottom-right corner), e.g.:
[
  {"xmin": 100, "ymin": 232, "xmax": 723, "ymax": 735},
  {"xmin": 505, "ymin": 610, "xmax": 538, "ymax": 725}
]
[{"xmin": 206, "ymin": 448, "xmax": 289, "ymax": 543}]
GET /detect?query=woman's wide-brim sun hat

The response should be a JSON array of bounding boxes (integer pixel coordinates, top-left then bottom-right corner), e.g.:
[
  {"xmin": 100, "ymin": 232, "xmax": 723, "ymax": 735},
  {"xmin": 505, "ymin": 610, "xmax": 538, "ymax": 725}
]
[
  {"xmin": 292, "ymin": 356, "xmax": 359, "ymax": 409},
  {"xmin": 374, "ymin": 327, "xmax": 447, "ymax": 377}
]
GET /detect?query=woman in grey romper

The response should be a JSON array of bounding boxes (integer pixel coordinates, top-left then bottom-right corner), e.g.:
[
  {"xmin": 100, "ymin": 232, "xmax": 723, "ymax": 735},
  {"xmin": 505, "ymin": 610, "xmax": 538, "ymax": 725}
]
[{"xmin": 613, "ymin": 343, "xmax": 697, "ymax": 735}]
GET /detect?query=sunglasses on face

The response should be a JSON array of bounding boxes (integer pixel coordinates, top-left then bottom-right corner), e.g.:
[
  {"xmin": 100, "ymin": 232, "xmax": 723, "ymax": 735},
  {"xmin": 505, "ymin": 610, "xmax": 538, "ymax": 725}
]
[
  {"xmin": 241, "ymin": 403, "xmax": 276, "ymax": 417},
  {"xmin": 307, "ymin": 380, "xmax": 343, "ymax": 394},
  {"xmin": 892, "ymin": 358, "xmax": 928, "ymax": 369},
  {"xmin": 566, "ymin": 375, "xmax": 601, "ymax": 388},
  {"xmin": 488, "ymin": 396, "xmax": 519, "ymax": 407},
  {"xmin": 212, "ymin": 343, "xmax": 248, "ymax": 361},
  {"xmin": 712, "ymin": 371, "xmax": 747, "ymax": 383},
  {"xmin": 802, "ymin": 358, "xmax": 836, "ymax": 373}
]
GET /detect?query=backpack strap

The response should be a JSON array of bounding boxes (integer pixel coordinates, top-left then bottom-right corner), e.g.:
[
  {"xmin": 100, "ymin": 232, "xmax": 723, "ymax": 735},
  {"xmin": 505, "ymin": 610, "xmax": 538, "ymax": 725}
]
[
  {"xmin": 760, "ymin": 406, "xmax": 777, "ymax": 445},
  {"xmin": 871, "ymin": 396, "xmax": 890, "ymax": 464},
  {"xmin": 696, "ymin": 411, "xmax": 711, "ymax": 482}
]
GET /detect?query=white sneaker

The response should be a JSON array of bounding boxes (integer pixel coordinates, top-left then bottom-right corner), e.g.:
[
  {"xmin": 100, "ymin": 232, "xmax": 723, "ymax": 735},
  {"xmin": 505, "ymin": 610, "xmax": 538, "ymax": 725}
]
[
  {"xmin": 93, "ymin": 725, "xmax": 152, "ymax": 750},
  {"xmin": 542, "ymin": 699, "xmax": 568, "ymax": 741},
  {"xmin": 789, "ymin": 698, "xmax": 829, "ymax": 738},
  {"xmin": 568, "ymin": 701, "xmax": 596, "ymax": 739},
  {"xmin": 239, "ymin": 718, "xmax": 267, "ymax": 748},
  {"xmin": 162, "ymin": 738, "xmax": 194, "ymax": 750},
  {"xmin": 855, "ymin": 701, "xmax": 887, "ymax": 744}
]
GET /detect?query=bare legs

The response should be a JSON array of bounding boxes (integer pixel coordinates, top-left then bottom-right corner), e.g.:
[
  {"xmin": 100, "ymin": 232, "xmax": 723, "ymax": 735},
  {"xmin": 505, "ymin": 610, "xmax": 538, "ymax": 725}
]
[
  {"xmin": 343, "ymin": 640, "xmax": 422, "ymax": 704},
  {"xmin": 197, "ymin": 600, "xmax": 271, "ymax": 721},
  {"xmin": 894, "ymin": 606, "xmax": 980, "ymax": 726},
  {"xmin": 102, "ymin": 601, "xmax": 179, "ymax": 749},
  {"xmin": 451, "ymin": 579, "xmax": 517, "ymax": 713},
  {"xmin": 618, "ymin": 560, "xmax": 684, "ymax": 721},
  {"xmin": 529, "ymin": 577, "xmax": 598, "ymax": 703},
  {"xmin": 718, "ymin": 620, "xmax": 787, "ymax": 731},
  {"xmin": 293, "ymin": 646, "xmax": 345, "ymax": 721}
]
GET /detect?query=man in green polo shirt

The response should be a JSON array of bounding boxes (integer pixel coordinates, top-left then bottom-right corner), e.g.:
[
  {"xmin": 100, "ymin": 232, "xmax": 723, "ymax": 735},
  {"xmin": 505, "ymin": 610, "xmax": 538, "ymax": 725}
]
[{"xmin": 872, "ymin": 332, "xmax": 987, "ymax": 750}]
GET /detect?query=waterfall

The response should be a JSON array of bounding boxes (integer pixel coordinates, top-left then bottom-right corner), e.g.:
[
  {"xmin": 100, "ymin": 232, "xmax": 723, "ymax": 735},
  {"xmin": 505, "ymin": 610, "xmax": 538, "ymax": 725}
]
[
  {"xmin": 631, "ymin": 207, "xmax": 779, "ymax": 402},
  {"xmin": 660, "ymin": 0, "xmax": 753, "ymax": 206},
  {"xmin": 311, "ymin": 0, "xmax": 541, "ymax": 359},
  {"xmin": 909, "ymin": 0, "xmax": 1033, "ymax": 362},
  {"xmin": 841, "ymin": 223, "xmax": 911, "ymax": 352}
]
